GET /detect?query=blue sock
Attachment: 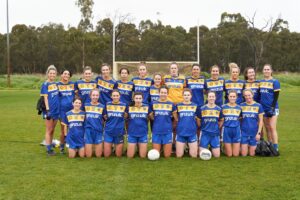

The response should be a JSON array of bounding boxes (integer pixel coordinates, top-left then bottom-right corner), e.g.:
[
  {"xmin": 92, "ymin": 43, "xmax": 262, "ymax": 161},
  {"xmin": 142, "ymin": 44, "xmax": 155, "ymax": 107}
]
[
  {"xmin": 46, "ymin": 145, "xmax": 52, "ymax": 152},
  {"xmin": 273, "ymin": 144, "xmax": 278, "ymax": 151}
]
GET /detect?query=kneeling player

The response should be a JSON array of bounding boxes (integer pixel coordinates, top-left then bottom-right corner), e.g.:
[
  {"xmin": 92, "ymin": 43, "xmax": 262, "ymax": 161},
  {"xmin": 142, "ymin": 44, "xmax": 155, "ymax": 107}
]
[
  {"xmin": 221, "ymin": 90, "xmax": 242, "ymax": 157},
  {"xmin": 127, "ymin": 92, "xmax": 151, "ymax": 158},
  {"xmin": 199, "ymin": 91, "xmax": 222, "ymax": 158},
  {"xmin": 84, "ymin": 89, "xmax": 105, "ymax": 158},
  {"xmin": 62, "ymin": 97, "xmax": 85, "ymax": 158},
  {"xmin": 175, "ymin": 89, "xmax": 199, "ymax": 158},
  {"xmin": 240, "ymin": 89, "xmax": 264, "ymax": 156},
  {"xmin": 150, "ymin": 86, "xmax": 177, "ymax": 158}
]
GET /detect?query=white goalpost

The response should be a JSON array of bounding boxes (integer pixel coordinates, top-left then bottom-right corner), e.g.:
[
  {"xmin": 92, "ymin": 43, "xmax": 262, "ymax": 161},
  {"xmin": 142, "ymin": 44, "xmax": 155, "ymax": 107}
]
[{"xmin": 112, "ymin": 21, "xmax": 200, "ymax": 79}]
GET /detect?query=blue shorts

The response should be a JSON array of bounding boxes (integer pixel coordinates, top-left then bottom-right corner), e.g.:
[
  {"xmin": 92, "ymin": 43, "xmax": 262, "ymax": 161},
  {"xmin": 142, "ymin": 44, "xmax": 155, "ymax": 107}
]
[
  {"xmin": 104, "ymin": 134, "xmax": 124, "ymax": 144},
  {"xmin": 223, "ymin": 126, "xmax": 241, "ymax": 144},
  {"xmin": 42, "ymin": 111, "xmax": 60, "ymax": 120},
  {"xmin": 66, "ymin": 134, "xmax": 84, "ymax": 150},
  {"xmin": 263, "ymin": 108, "xmax": 279, "ymax": 117},
  {"xmin": 199, "ymin": 132, "xmax": 220, "ymax": 149},
  {"xmin": 128, "ymin": 135, "xmax": 148, "ymax": 144},
  {"xmin": 176, "ymin": 135, "xmax": 197, "ymax": 143},
  {"xmin": 152, "ymin": 133, "xmax": 172, "ymax": 145},
  {"xmin": 85, "ymin": 128, "xmax": 103, "ymax": 144},
  {"xmin": 241, "ymin": 135, "xmax": 257, "ymax": 146}
]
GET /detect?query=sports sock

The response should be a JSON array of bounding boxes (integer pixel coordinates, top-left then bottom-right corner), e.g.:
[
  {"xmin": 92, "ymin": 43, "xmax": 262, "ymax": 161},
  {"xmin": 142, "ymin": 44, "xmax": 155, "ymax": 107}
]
[
  {"xmin": 273, "ymin": 143, "xmax": 278, "ymax": 151},
  {"xmin": 60, "ymin": 143, "xmax": 65, "ymax": 150},
  {"xmin": 46, "ymin": 145, "xmax": 52, "ymax": 152}
]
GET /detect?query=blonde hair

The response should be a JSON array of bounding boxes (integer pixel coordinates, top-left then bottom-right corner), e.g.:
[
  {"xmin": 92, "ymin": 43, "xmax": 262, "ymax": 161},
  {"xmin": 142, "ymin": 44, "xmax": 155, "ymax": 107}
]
[
  {"xmin": 243, "ymin": 88, "xmax": 254, "ymax": 96},
  {"xmin": 46, "ymin": 65, "xmax": 57, "ymax": 75},
  {"xmin": 228, "ymin": 62, "xmax": 240, "ymax": 73},
  {"xmin": 83, "ymin": 66, "xmax": 92, "ymax": 73}
]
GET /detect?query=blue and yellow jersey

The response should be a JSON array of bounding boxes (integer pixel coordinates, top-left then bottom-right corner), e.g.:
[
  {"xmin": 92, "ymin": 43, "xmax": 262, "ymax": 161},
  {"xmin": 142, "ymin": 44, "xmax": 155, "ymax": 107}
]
[
  {"xmin": 115, "ymin": 80, "xmax": 134, "ymax": 105},
  {"xmin": 57, "ymin": 81, "xmax": 76, "ymax": 112},
  {"xmin": 84, "ymin": 102, "xmax": 105, "ymax": 132},
  {"xmin": 176, "ymin": 102, "xmax": 200, "ymax": 137},
  {"xmin": 259, "ymin": 79, "xmax": 280, "ymax": 110},
  {"xmin": 103, "ymin": 102, "xmax": 127, "ymax": 136},
  {"xmin": 221, "ymin": 104, "xmax": 242, "ymax": 127},
  {"xmin": 224, "ymin": 80, "xmax": 245, "ymax": 104},
  {"xmin": 95, "ymin": 76, "xmax": 116, "ymax": 105},
  {"xmin": 163, "ymin": 75, "xmax": 186, "ymax": 104},
  {"xmin": 240, "ymin": 102, "xmax": 264, "ymax": 136},
  {"xmin": 75, "ymin": 79, "xmax": 97, "ymax": 105},
  {"xmin": 149, "ymin": 85, "xmax": 160, "ymax": 103},
  {"xmin": 150, "ymin": 101, "xmax": 176, "ymax": 135},
  {"xmin": 204, "ymin": 77, "xmax": 225, "ymax": 106},
  {"xmin": 62, "ymin": 110, "xmax": 85, "ymax": 144},
  {"xmin": 40, "ymin": 81, "xmax": 60, "ymax": 115},
  {"xmin": 199, "ymin": 104, "xmax": 222, "ymax": 135},
  {"xmin": 127, "ymin": 104, "xmax": 151, "ymax": 137},
  {"xmin": 132, "ymin": 77, "xmax": 153, "ymax": 104},
  {"xmin": 186, "ymin": 76, "xmax": 205, "ymax": 106},
  {"xmin": 245, "ymin": 80, "xmax": 260, "ymax": 102}
]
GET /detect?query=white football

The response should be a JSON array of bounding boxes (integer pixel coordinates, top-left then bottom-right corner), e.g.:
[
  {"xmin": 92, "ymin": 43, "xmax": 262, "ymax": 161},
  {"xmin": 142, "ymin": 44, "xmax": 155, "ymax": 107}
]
[
  {"xmin": 199, "ymin": 149, "xmax": 212, "ymax": 160},
  {"xmin": 147, "ymin": 149, "xmax": 160, "ymax": 160}
]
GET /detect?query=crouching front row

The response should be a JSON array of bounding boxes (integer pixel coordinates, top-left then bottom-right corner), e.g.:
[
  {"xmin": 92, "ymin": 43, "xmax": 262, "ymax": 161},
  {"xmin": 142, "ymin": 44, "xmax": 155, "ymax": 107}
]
[{"xmin": 62, "ymin": 87, "xmax": 264, "ymax": 159}]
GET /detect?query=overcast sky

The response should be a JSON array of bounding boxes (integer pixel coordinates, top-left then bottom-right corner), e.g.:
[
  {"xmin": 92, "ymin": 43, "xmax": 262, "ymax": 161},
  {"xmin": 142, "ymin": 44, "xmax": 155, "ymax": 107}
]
[{"xmin": 0, "ymin": 0, "xmax": 299, "ymax": 33}]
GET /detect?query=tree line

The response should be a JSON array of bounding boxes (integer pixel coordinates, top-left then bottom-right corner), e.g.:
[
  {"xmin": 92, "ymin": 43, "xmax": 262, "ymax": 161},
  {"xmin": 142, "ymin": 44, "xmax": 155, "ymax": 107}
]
[{"xmin": 0, "ymin": 12, "xmax": 299, "ymax": 74}]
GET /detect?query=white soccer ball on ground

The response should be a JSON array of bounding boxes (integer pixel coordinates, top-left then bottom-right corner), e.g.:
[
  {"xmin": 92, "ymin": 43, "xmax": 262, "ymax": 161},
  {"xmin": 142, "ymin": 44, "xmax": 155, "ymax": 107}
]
[
  {"xmin": 199, "ymin": 148, "xmax": 212, "ymax": 160},
  {"xmin": 147, "ymin": 149, "xmax": 160, "ymax": 160}
]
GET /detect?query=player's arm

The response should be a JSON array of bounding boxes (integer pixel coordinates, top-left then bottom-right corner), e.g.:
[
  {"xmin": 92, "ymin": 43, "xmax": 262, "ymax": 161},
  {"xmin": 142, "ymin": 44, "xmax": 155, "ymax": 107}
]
[
  {"xmin": 218, "ymin": 118, "xmax": 224, "ymax": 130},
  {"xmin": 256, "ymin": 114, "xmax": 264, "ymax": 141},
  {"xmin": 149, "ymin": 112, "xmax": 154, "ymax": 121},
  {"xmin": 172, "ymin": 111, "xmax": 178, "ymax": 122},
  {"xmin": 196, "ymin": 117, "xmax": 201, "ymax": 127},
  {"xmin": 43, "ymin": 95, "xmax": 50, "ymax": 111},
  {"xmin": 271, "ymin": 91, "xmax": 280, "ymax": 111}
]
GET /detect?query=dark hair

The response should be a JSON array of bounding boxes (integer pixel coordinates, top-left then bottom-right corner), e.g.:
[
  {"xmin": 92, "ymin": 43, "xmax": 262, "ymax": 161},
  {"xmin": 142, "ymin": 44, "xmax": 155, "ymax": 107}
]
[
  {"xmin": 207, "ymin": 90, "xmax": 216, "ymax": 97},
  {"xmin": 159, "ymin": 85, "xmax": 169, "ymax": 93},
  {"xmin": 119, "ymin": 67, "xmax": 130, "ymax": 74},
  {"xmin": 61, "ymin": 69, "xmax": 72, "ymax": 77},
  {"xmin": 263, "ymin": 64, "xmax": 273, "ymax": 76},
  {"xmin": 192, "ymin": 63, "xmax": 201, "ymax": 70},
  {"xmin": 101, "ymin": 63, "xmax": 111, "ymax": 72},
  {"xmin": 228, "ymin": 90, "xmax": 237, "ymax": 96},
  {"xmin": 243, "ymin": 67, "xmax": 255, "ymax": 80},
  {"xmin": 72, "ymin": 97, "xmax": 82, "ymax": 103},
  {"xmin": 133, "ymin": 92, "xmax": 144, "ymax": 98},
  {"xmin": 111, "ymin": 89, "xmax": 120, "ymax": 96},
  {"xmin": 183, "ymin": 88, "xmax": 192, "ymax": 95}
]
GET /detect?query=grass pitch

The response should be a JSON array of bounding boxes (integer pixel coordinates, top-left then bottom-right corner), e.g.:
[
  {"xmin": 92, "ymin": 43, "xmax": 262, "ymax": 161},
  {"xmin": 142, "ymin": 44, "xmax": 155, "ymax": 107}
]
[{"xmin": 0, "ymin": 87, "xmax": 299, "ymax": 199}]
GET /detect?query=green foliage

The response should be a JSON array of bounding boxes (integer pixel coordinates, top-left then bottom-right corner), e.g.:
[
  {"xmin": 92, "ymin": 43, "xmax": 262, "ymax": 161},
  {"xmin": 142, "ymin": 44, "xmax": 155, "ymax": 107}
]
[{"xmin": 0, "ymin": 89, "xmax": 299, "ymax": 199}]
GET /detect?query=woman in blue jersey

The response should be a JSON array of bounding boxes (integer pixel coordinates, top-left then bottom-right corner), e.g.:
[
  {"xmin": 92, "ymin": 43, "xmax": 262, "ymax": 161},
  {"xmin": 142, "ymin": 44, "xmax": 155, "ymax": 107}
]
[
  {"xmin": 115, "ymin": 67, "xmax": 134, "ymax": 106},
  {"xmin": 132, "ymin": 62, "xmax": 153, "ymax": 104},
  {"xmin": 150, "ymin": 73, "xmax": 162, "ymax": 103},
  {"xmin": 150, "ymin": 86, "xmax": 177, "ymax": 158},
  {"xmin": 84, "ymin": 89, "xmax": 105, "ymax": 158},
  {"xmin": 260, "ymin": 64, "xmax": 280, "ymax": 152},
  {"xmin": 186, "ymin": 64, "xmax": 205, "ymax": 107},
  {"xmin": 220, "ymin": 90, "xmax": 242, "ymax": 157},
  {"xmin": 127, "ymin": 92, "xmax": 151, "ymax": 158},
  {"xmin": 62, "ymin": 97, "xmax": 85, "ymax": 158},
  {"xmin": 199, "ymin": 91, "xmax": 223, "ymax": 158},
  {"xmin": 224, "ymin": 63, "xmax": 245, "ymax": 104},
  {"xmin": 176, "ymin": 88, "xmax": 200, "ymax": 158},
  {"xmin": 57, "ymin": 69, "xmax": 76, "ymax": 154},
  {"xmin": 95, "ymin": 64, "xmax": 116, "ymax": 105},
  {"xmin": 244, "ymin": 67, "xmax": 260, "ymax": 102},
  {"xmin": 103, "ymin": 89, "xmax": 127, "ymax": 157},
  {"xmin": 75, "ymin": 66, "xmax": 97, "ymax": 109},
  {"xmin": 40, "ymin": 65, "xmax": 60, "ymax": 156},
  {"xmin": 240, "ymin": 89, "xmax": 264, "ymax": 156},
  {"xmin": 204, "ymin": 65, "xmax": 225, "ymax": 107}
]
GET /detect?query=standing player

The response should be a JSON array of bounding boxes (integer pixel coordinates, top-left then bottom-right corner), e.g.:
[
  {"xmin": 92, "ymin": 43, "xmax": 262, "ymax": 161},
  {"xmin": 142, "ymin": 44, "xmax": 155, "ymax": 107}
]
[
  {"xmin": 204, "ymin": 65, "xmax": 225, "ymax": 107},
  {"xmin": 95, "ymin": 64, "xmax": 116, "ymax": 105},
  {"xmin": 186, "ymin": 64, "xmax": 205, "ymax": 107},
  {"xmin": 224, "ymin": 63, "xmax": 245, "ymax": 104},
  {"xmin": 244, "ymin": 67, "xmax": 260, "ymax": 102},
  {"xmin": 40, "ymin": 65, "xmax": 60, "ymax": 156},
  {"xmin": 132, "ymin": 63, "xmax": 153, "ymax": 104},
  {"xmin": 84, "ymin": 89, "xmax": 105, "ymax": 158},
  {"xmin": 199, "ymin": 91, "xmax": 223, "ymax": 158},
  {"xmin": 127, "ymin": 92, "xmax": 151, "ymax": 158},
  {"xmin": 175, "ymin": 89, "xmax": 200, "ymax": 158},
  {"xmin": 220, "ymin": 90, "xmax": 242, "ymax": 157},
  {"xmin": 115, "ymin": 67, "xmax": 134, "ymax": 106},
  {"xmin": 57, "ymin": 69, "xmax": 76, "ymax": 154},
  {"xmin": 62, "ymin": 97, "xmax": 85, "ymax": 158},
  {"xmin": 150, "ymin": 73, "xmax": 162, "ymax": 103},
  {"xmin": 150, "ymin": 86, "xmax": 177, "ymax": 158},
  {"xmin": 260, "ymin": 64, "xmax": 280, "ymax": 152},
  {"xmin": 240, "ymin": 89, "xmax": 264, "ymax": 156},
  {"xmin": 103, "ymin": 90, "xmax": 127, "ymax": 157},
  {"xmin": 75, "ymin": 66, "xmax": 97, "ymax": 110}
]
